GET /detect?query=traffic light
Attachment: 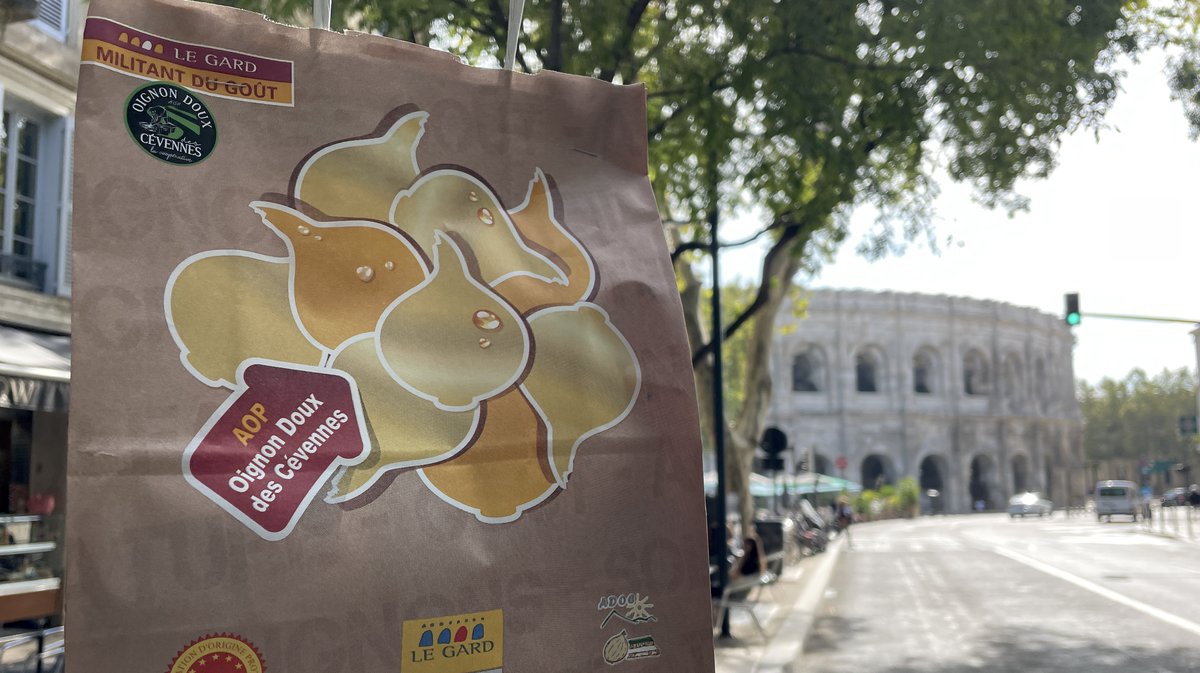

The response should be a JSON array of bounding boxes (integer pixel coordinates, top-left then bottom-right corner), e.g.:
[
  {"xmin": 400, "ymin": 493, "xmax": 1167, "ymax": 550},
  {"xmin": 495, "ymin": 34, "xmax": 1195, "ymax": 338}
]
[{"xmin": 1064, "ymin": 293, "xmax": 1081, "ymax": 326}]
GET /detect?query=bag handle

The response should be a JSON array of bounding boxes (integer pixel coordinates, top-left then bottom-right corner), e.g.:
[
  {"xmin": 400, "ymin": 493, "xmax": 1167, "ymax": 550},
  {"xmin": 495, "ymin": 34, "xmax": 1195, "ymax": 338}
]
[
  {"xmin": 312, "ymin": 0, "xmax": 523, "ymax": 70},
  {"xmin": 313, "ymin": 0, "xmax": 331, "ymax": 29},
  {"xmin": 503, "ymin": 0, "xmax": 525, "ymax": 70}
]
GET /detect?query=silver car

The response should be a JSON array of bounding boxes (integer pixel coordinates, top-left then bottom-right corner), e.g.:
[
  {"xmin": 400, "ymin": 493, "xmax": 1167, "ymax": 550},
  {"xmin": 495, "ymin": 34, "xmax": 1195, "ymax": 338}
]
[{"xmin": 1008, "ymin": 492, "xmax": 1053, "ymax": 518}]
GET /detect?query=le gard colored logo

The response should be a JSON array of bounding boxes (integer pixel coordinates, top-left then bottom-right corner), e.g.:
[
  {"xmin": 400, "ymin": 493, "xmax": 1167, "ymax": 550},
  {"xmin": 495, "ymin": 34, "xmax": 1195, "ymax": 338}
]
[{"xmin": 401, "ymin": 609, "xmax": 502, "ymax": 673}]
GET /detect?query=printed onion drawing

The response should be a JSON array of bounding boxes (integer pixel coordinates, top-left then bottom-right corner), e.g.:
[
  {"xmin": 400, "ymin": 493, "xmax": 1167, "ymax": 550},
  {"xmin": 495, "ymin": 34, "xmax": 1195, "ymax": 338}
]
[{"xmin": 164, "ymin": 108, "xmax": 641, "ymax": 523}]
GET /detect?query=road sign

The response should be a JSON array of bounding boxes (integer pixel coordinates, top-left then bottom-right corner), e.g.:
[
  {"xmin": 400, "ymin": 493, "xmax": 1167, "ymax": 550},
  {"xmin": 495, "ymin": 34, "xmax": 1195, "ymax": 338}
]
[
  {"xmin": 760, "ymin": 427, "xmax": 788, "ymax": 456},
  {"xmin": 835, "ymin": 455, "xmax": 848, "ymax": 471},
  {"xmin": 756, "ymin": 457, "xmax": 785, "ymax": 472}
]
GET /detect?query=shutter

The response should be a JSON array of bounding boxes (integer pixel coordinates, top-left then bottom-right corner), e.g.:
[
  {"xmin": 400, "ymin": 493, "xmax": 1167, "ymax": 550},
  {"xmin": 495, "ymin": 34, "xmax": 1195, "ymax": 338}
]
[
  {"xmin": 56, "ymin": 116, "xmax": 72, "ymax": 295},
  {"xmin": 35, "ymin": 0, "xmax": 69, "ymax": 38}
]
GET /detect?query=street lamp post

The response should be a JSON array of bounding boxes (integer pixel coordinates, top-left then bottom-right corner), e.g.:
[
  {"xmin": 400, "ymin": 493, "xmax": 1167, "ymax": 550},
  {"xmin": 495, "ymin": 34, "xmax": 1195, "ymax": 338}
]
[
  {"xmin": 707, "ymin": 183, "xmax": 732, "ymax": 639},
  {"xmin": 1193, "ymin": 326, "xmax": 1200, "ymax": 443}
]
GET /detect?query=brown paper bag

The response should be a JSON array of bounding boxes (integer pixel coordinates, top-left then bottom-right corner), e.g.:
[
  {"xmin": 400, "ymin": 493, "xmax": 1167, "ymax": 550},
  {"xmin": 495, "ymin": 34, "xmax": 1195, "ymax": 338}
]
[{"xmin": 67, "ymin": 0, "xmax": 715, "ymax": 670}]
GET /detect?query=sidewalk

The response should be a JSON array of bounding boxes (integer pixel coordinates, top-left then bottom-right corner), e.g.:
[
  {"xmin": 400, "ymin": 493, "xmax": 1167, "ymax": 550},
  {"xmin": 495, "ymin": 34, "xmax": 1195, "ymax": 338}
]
[
  {"xmin": 714, "ymin": 537, "xmax": 845, "ymax": 673},
  {"xmin": 1143, "ymin": 505, "xmax": 1200, "ymax": 545}
]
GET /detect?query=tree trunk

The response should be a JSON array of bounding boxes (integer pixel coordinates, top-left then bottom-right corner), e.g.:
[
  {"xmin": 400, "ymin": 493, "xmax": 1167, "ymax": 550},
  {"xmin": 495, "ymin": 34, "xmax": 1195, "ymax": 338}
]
[{"xmin": 675, "ymin": 227, "xmax": 810, "ymax": 539}]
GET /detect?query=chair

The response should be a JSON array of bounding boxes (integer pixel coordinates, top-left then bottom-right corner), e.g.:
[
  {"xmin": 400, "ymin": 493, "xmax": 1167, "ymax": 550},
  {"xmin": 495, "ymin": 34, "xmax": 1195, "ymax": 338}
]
[
  {"xmin": 39, "ymin": 647, "xmax": 63, "ymax": 673},
  {"xmin": 40, "ymin": 628, "xmax": 64, "ymax": 673},
  {"xmin": 0, "ymin": 634, "xmax": 38, "ymax": 673},
  {"xmin": 712, "ymin": 571, "xmax": 776, "ymax": 640},
  {"xmin": 40, "ymin": 627, "xmax": 63, "ymax": 652}
]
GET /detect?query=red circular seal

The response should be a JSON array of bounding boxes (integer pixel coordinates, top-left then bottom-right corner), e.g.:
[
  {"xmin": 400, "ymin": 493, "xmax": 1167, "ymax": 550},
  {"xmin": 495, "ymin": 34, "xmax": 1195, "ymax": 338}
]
[{"xmin": 167, "ymin": 634, "xmax": 265, "ymax": 673}]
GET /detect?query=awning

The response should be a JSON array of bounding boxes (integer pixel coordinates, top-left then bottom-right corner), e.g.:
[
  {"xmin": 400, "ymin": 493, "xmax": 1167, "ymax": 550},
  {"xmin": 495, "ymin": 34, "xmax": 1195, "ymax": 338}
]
[
  {"xmin": 703, "ymin": 471, "xmax": 862, "ymax": 497},
  {"xmin": 0, "ymin": 325, "xmax": 69, "ymax": 412}
]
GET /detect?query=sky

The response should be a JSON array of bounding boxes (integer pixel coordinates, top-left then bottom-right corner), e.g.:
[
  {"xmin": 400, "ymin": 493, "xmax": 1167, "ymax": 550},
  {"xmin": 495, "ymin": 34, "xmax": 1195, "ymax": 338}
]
[{"xmin": 721, "ymin": 50, "xmax": 1200, "ymax": 385}]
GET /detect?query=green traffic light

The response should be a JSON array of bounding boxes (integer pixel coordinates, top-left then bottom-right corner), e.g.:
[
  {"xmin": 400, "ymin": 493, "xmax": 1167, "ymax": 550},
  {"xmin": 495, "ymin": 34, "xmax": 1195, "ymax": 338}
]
[{"xmin": 1064, "ymin": 293, "xmax": 1080, "ymax": 326}]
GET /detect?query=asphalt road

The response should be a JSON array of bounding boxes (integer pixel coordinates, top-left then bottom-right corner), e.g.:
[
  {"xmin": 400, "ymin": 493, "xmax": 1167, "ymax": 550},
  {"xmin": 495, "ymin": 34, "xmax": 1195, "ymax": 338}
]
[{"xmin": 801, "ymin": 513, "xmax": 1200, "ymax": 673}]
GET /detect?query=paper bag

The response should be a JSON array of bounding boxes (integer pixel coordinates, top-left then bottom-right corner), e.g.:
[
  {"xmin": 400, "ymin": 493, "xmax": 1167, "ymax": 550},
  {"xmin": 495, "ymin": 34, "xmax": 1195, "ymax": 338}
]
[{"xmin": 67, "ymin": 0, "xmax": 715, "ymax": 670}]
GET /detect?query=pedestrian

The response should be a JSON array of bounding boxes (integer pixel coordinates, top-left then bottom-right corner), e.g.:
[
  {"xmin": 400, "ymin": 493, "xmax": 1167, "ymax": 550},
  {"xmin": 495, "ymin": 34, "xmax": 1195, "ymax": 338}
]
[
  {"xmin": 836, "ymin": 498, "xmax": 854, "ymax": 550},
  {"xmin": 1188, "ymin": 485, "xmax": 1200, "ymax": 509}
]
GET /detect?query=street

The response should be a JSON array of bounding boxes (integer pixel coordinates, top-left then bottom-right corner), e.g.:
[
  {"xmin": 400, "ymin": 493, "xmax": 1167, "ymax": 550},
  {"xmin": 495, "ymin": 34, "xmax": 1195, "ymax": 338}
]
[{"xmin": 801, "ymin": 514, "xmax": 1200, "ymax": 672}]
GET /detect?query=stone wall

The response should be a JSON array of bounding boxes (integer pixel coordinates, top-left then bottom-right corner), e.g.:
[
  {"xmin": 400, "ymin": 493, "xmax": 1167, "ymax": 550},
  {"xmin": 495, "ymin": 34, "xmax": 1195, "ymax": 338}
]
[{"xmin": 766, "ymin": 290, "xmax": 1083, "ymax": 513}]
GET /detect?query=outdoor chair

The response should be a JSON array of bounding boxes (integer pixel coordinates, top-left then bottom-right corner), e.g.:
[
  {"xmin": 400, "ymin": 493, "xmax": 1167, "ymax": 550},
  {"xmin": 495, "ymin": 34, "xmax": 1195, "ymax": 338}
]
[
  {"xmin": 0, "ymin": 634, "xmax": 38, "ymax": 673},
  {"xmin": 712, "ymin": 569, "xmax": 778, "ymax": 640},
  {"xmin": 38, "ymin": 647, "xmax": 63, "ymax": 673}
]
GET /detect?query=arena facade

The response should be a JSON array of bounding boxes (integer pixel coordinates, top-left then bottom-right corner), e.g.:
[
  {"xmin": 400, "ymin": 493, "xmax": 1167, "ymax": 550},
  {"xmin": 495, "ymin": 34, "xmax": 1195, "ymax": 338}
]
[{"xmin": 765, "ymin": 290, "xmax": 1085, "ymax": 514}]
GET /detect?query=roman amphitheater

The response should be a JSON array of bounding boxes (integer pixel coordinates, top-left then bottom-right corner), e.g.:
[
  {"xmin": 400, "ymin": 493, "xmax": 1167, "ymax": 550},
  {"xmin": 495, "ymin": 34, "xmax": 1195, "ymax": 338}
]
[{"xmin": 765, "ymin": 290, "xmax": 1085, "ymax": 514}]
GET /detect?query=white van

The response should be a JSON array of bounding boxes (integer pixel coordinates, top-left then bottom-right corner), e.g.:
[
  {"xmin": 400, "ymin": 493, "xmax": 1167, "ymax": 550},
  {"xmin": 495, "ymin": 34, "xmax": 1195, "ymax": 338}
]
[{"xmin": 1095, "ymin": 480, "xmax": 1140, "ymax": 522}]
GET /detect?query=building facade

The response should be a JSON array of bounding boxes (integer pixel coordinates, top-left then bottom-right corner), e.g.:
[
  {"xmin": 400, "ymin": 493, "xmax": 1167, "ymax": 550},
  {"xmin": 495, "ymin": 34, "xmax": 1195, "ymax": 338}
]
[
  {"xmin": 766, "ymin": 290, "xmax": 1084, "ymax": 514},
  {"xmin": 0, "ymin": 0, "xmax": 83, "ymax": 631}
]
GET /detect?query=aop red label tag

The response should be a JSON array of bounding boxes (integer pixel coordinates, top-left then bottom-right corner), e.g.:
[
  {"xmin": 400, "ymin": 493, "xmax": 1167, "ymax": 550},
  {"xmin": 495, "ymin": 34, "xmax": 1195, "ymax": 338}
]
[{"xmin": 182, "ymin": 359, "xmax": 369, "ymax": 540}]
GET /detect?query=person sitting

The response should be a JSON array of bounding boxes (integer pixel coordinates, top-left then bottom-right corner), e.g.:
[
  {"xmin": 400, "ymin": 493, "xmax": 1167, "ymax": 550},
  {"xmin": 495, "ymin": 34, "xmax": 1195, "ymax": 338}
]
[{"xmin": 734, "ymin": 536, "xmax": 762, "ymax": 579}]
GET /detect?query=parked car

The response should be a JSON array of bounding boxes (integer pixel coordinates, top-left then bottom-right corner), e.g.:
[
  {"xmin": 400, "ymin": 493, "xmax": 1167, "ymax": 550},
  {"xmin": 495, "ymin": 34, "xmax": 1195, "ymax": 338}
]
[
  {"xmin": 1161, "ymin": 487, "xmax": 1188, "ymax": 507},
  {"xmin": 1008, "ymin": 492, "xmax": 1053, "ymax": 518}
]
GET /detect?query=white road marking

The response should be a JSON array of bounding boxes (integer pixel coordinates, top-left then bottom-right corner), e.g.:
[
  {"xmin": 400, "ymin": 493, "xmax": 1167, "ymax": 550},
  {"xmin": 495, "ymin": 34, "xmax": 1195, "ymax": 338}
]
[
  {"xmin": 995, "ymin": 546, "xmax": 1200, "ymax": 638},
  {"xmin": 1056, "ymin": 535, "xmax": 1174, "ymax": 546}
]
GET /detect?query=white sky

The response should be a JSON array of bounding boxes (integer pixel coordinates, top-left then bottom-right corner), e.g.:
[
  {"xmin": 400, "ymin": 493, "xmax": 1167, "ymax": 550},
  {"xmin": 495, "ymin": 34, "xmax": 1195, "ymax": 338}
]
[{"xmin": 721, "ymin": 50, "xmax": 1200, "ymax": 385}]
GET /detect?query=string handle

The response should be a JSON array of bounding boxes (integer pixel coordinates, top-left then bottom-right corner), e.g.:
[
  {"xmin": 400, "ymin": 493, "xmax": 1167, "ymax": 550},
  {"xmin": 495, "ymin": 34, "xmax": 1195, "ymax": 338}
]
[
  {"xmin": 313, "ymin": 0, "xmax": 331, "ymax": 29},
  {"xmin": 503, "ymin": 0, "xmax": 526, "ymax": 70}
]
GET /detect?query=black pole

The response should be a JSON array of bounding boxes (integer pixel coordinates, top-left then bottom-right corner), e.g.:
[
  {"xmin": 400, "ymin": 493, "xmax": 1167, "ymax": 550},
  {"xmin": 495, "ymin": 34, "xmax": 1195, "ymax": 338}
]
[{"xmin": 708, "ymin": 174, "xmax": 731, "ymax": 639}]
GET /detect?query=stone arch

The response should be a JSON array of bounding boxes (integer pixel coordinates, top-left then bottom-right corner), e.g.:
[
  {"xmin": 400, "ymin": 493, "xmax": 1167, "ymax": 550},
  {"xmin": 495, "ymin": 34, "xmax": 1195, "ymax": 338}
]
[
  {"xmin": 813, "ymin": 453, "xmax": 832, "ymax": 475},
  {"xmin": 791, "ymin": 345, "xmax": 827, "ymax": 392},
  {"xmin": 855, "ymin": 344, "xmax": 886, "ymax": 393},
  {"xmin": 860, "ymin": 454, "xmax": 895, "ymax": 489},
  {"xmin": 963, "ymin": 348, "xmax": 991, "ymax": 396},
  {"xmin": 918, "ymin": 454, "xmax": 951, "ymax": 514},
  {"xmin": 1011, "ymin": 453, "xmax": 1031, "ymax": 494},
  {"xmin": 912, "ymin": 346, "xmax": 939, "ymax": 395},
  {"xmin": 969, "ymin": 454, "xmax": 1000, "ymax": 510},
  {"xmin": 1002, "ymin": 352, "xmax": 1025, "ymax": 412}
]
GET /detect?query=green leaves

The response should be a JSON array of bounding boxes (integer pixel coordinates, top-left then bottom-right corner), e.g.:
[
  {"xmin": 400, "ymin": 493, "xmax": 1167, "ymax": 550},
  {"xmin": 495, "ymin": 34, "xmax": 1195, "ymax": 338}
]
[
  {"xmin": 1078, "ymin": 368, "xmax": 1197, "ymax": 462},
  {"xmin": 209, "ymin": 0, "xmax": 1167, "ymax": 250}
]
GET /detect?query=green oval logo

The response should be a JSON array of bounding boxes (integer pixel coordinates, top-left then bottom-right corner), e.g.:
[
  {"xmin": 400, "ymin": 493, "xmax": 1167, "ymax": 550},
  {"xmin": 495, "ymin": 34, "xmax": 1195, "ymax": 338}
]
[{"xmin": 124, "ymin": 82, "xmax": 217, "ymax": 165}]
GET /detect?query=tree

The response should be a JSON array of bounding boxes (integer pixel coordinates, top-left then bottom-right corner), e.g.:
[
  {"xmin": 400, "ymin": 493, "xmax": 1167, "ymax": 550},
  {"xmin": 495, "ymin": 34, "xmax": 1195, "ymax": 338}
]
[
  {"xmin": 208, "ymin": 0, "xmax": 1194, "ymax": 532},
  {"xmin": 1077, "ymin": 368, "xmax": 1197, "ymax": 466},
  {"xmin": 1148, "ymin": 0, "xmax": 1200, "ymax": 136}
]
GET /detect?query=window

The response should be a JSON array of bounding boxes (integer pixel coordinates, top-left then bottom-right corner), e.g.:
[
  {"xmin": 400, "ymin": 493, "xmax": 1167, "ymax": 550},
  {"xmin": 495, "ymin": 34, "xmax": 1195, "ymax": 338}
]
[
  {"xmin": 792, "ymin": 351, "xmax": 819, "ymax": 392},
  {"xmin": 32, "ymin": 0, "xmax": 70, "ymax": 41},
  {"xmin": 963, "ymin": 349, "xmax": 990, "ymax": 396},
  {"xmin": 0, "ymin": 96, "xmax": 70, "ymax": 296},
  {"xmin": 0, "ymin": 111, "xmax": 46, "ymax": 289},
  {"xmin": 855, "ymin": 348, "xmax": 881, "ymax": 393},
  {"xmin": 913, "ymin": 348, "xmax": 936, "ymax": 394}
]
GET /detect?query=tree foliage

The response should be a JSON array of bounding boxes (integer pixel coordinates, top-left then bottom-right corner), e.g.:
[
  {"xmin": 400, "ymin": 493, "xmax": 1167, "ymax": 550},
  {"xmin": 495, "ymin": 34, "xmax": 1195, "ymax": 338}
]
[
  {"xmin": 1142, "ymin": 0, "xmax": 1200, "ymax": 137},
  {"xmin": 1077, "ymin": 368, "xmax": 1197, "ymax": 463},
  {"xmin": 207, "ymin": 0, "xmax": 1193, "ymax": 531}
]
